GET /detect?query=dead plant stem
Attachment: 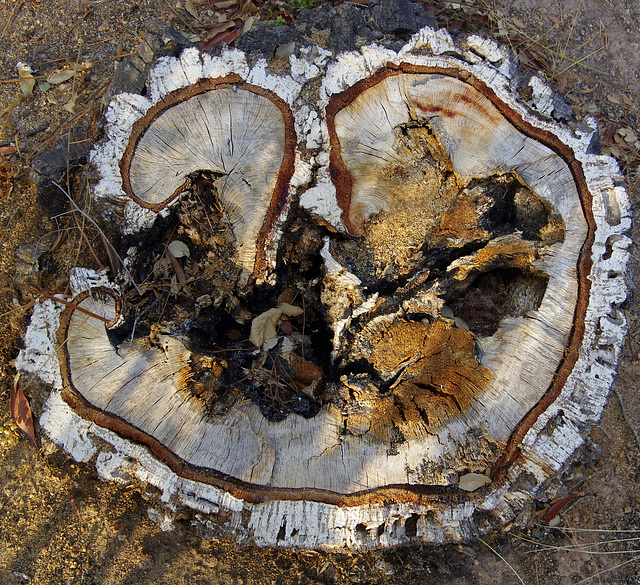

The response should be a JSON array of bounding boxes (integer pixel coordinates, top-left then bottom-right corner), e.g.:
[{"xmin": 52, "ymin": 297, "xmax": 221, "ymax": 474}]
[{"xmin": 51, "ymin": 180, "xmax": 142, "ymax": 295}]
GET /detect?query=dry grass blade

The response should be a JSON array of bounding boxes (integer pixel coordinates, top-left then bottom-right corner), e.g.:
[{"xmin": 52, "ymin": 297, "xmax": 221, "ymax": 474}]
[
  {"xmin": 513, "ymin": 530, "xmax": 640, "ymax": 555},
  {"xmin": 17, "ymin": 281, "xmax": 113, "ymax": 324},
  {"xmin": 477, "ymin": 536, "xmax": 525, "ymax": 585},
  {"xmin": 0, "ymin": 0, "xmax": 25, "ymax": 41},
  {"xmin": 572, "ymin": 555, "xmax": 640, "ymax": 585},
  {"xmin": 0, "ymin": 97, "xmax": 23, "ymax": 139},
  {"xmin": 511, "ymin": 525, "xmax": 640, "ymax": 584},
  {"xmin": 51, "ymin": 180, "xmax": 142, "ymax": 295}
]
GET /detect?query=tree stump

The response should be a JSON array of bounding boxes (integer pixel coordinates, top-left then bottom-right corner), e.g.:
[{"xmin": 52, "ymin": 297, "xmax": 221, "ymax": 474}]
[{"xmin": 19, "ymin": 26, "xmax": 630, "ymax": 549}]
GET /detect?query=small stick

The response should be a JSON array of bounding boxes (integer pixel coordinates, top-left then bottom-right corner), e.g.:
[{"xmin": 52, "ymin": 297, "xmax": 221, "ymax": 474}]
[{"xmin": 18, "ymin": 282, "xmax": 112, "ymax": 324}]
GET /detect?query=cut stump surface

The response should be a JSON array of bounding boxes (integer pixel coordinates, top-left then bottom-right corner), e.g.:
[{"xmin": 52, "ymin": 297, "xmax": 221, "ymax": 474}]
[{"xmin": 20, "ymin": 27, "xmax": 631, "ymax": 549}]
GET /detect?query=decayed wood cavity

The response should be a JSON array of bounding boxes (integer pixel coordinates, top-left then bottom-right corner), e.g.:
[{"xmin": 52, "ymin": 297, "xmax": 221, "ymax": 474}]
[
  {"xmin": 120, "ymin": 76, "xmax": 296, "ymax": 277},
  {"xmin": 57, "ymin": 67, "xmax": 593, "ymax": 505},
  {"xmin": 326, "ymin": 69, "xmax": 589, "ymax": 471},
  {"xmin": 357, "ymin": 320, "xmax": 492, "ymax": 439}
]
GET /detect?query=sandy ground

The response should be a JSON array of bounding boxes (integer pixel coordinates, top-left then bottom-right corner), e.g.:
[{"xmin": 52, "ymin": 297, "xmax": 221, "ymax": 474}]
[{"xmin": 0, "ymin": 0, "xmax": 639, "ymax": 583}]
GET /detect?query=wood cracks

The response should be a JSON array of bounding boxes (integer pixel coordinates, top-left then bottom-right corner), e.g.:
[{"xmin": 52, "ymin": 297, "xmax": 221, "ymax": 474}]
[{"xmin": 29, "ymin": 30, "xmax": 630, "ymax": 549}]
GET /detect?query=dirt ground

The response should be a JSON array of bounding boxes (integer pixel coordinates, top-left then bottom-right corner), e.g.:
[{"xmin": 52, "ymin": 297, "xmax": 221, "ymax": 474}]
[{"xmin": 0, "ymin": 0, "xmax": 639, "ymax": 583}]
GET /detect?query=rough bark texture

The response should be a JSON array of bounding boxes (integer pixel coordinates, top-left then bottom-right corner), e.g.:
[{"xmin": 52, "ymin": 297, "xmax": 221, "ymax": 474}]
[{"xmin": 17, "ymin": 26, "xmax": 630, "ymax": 550}]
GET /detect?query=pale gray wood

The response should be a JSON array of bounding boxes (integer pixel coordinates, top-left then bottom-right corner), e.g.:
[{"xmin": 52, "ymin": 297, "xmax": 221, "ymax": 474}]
[{"xmin": 128, "ymin": 88, "xmax": 286, "ymax": 274}]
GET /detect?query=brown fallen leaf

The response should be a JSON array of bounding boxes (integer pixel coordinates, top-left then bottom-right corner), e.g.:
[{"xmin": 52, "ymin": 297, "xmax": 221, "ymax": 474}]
[
  {"xmin": 622, "ymin": 94, "xmax": 634, "ymax": 107},
  {"xmin": 165, "ymin": 247, "xmax": 187, "ymax": 286},
  {"xmin": 199, "ymin": 28, "xmax": 238, "ymax": 50},
  {"xmin": 10, "ymin": 373, "xmax": 37, "ymax": 447},
  {"xmin": 99, "ymin": 232, "xmax": 122, "ymax": 275},
  {"xmin": 542, "ymin": 492, "xmax": 580, "ymax": 523},
  {"xmin": 46, "ymin": 62, "xmax": 92, "ymax": 85},
  {"xmin": 200, "ymin": 19, "xmax": 235, "ymax": 38},
  {"xmin": 0, "ymin": 146, "xmax": 18, "ymax": 156}
]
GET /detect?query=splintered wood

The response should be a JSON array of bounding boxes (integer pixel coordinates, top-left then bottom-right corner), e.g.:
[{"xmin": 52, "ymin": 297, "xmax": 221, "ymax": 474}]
[{"xmin": 27, "ymin": 30, "xmax": 630, "ymax": 549}]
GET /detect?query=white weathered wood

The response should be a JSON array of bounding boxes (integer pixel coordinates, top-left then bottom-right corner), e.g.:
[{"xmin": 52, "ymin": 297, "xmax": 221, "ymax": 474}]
[
  {"xmin": 127, "ymin": 88, "xmax": 286, "ymax": 275},
  {"xmin": 22, "ymin": 26, "xmax": 630, "ymax": 550}
]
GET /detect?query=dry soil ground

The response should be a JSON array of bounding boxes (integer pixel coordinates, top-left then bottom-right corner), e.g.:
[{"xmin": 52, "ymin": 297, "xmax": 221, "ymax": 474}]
[{"xmin": 0, "ymin": 0, "xmax": 639, "ymax": 583}]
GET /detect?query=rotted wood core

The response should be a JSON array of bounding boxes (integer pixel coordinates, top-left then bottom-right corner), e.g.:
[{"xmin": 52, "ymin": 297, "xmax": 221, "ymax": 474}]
[
  {"xmin": 109, "ymin": 194, "xmax": 333, "ymax": 422},
  {"xmin": 55, "ymin": 62, "xmax": 596, "ymax": 503},
  {"xmin": 106, "ymin": 154, "xmax": 554, "ymax": 432}
]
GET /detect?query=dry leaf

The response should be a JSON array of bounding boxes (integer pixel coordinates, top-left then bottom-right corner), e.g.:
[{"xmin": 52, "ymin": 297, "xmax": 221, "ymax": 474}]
[
  {"xmin": 622, "ymin": 94, "xmax": 634, "ymax": 107},
  {"xmin": 63, "ymin": 97, "xmax": 76, "ymax": 113},
  {"xmin": 168, "ymin": 240, "xmax": 190, "ymax": 258},
  {"xmin": 278, "ymin": 302, "xmax": 303, "ymax": 317},
  {"xmin": 618, "ymin": 127, "xmax": 638, "ymax": 143},
  {"xmin": 458, "ymin": 472, "xmax": 490, "ymax": 492},
  {"xmin": 47, "ymin": 68, "xmax": 78, "ymax": 84},
  {"xmin": 242, "ymin": 14, "xmax": 256, "ymax": 34},
  {"xmin": 263, "ymin": 336, "xmax": 279, "ymax": 351},
  {"xmin": 37, "ymin": 81, "xmax": 51, "ymax": 92},
  {"xmin": 185, "ymin": 0, "xmax": 199, "ymax": 18},
  {"xmin": 199, "ymin": 28, "xmax": 238, "ymax": 50},
  {"xmin": 18, "ymin": 70, "xmax": 36, "ymax": 95},
  {"xmin": 201, "ymin": 19, "xmax": 235, "ymax": 38},
  {"xmin": 602, "ymin": 145, "xmax": 621, "ymax": 158},
  {"xmin": 249, "ymin": 307, "xmax": 283, "ymax": 348},
  {"xmin": 99, "ymin": 232, "xmax": 122, "ymax": 275},
  {"xmin": 542, "ymin": 493, "xmax": 579, "ymax": 523},
  {"xmin": 210, "ymin": 0, "xmax": 237, "ymax": 8},
  {"xmin": 0, "ymin": 146, "xmax": 18, "ymax": 156},
  {"xmin": 10, "ymin": 373, "xmax": 37, "ymax": 447},
  {"xmin": 236, "ymin": 0, "xmax": 258, "ymax": 18},
  {"xmin": 606, "ymin": 93, "xmax": 621, "ymax": 105},
  {"xmin": 166, "ymin": 248, "xmax": 186, "ymax": 286}
]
